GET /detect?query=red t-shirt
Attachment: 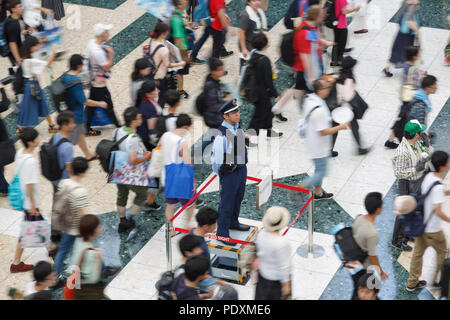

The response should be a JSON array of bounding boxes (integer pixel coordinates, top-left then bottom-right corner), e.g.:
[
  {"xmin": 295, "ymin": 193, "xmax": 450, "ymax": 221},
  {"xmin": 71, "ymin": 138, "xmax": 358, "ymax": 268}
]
[
  {"xmin": 292, "ymin": 21, "xmax": 316, "ymax": 72},
  {"xmin": 210, "ymin": 0, "xmax": 226, "ymax": 30}
]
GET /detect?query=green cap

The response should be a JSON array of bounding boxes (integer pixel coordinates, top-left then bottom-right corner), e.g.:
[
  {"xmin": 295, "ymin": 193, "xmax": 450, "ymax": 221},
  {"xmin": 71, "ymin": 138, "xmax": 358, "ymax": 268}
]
[{"xmin": 404, "ymin": 119, "xmax": 427, "ymax": 135}]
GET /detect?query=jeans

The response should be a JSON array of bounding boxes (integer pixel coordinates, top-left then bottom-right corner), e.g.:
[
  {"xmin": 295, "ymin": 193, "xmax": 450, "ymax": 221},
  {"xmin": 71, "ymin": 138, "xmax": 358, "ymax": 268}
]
[
  {"xmin": 303, "ymin": 157, "xmax": 328, "ymax": 188},
  {"xmin": 210, "ymin": 26, "xmax": 226, "ymax": 58},
  {"xmin": 191, "ymin": 26, "xmax": 211, "ymax": 59},
  {"xmin": 0, "ymin": 166, "xmax": 8, "ymax": 193},
  {"xmin": 54, "ymin": 233, "xmax": 77, "ymax": 277}
]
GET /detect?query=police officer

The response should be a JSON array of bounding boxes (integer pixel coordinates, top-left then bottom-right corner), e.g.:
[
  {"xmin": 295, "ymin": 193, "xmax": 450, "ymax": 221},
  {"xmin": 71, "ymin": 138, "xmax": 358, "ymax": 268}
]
[{"xmin": 212, "ymin": 100, "xmax": 250, "ymax": 246}]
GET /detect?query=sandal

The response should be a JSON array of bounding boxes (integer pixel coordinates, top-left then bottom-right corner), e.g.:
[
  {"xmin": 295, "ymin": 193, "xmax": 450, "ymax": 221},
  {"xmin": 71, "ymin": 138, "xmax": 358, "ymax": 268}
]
[
  {"xmin": 48, "ymin": 124, "xmax": 58, "ymax": 133},
  {"xmin": 87, "ymin": 155, "xmax": 99, "ymax": 162}
]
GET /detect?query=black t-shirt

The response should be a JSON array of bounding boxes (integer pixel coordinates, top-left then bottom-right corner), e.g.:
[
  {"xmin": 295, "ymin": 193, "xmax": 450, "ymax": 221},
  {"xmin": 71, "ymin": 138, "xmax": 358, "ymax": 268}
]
[
  {"xmin": 238, "ymin": 11, "xmax": 261, "ymax": 52},
  {"xmin": 4, "ymin": 16, "xmax": 22, "ymax": 49},
  {"xmin": 171, "ymin": 274, "xmax": 200, "ymax": 300}
]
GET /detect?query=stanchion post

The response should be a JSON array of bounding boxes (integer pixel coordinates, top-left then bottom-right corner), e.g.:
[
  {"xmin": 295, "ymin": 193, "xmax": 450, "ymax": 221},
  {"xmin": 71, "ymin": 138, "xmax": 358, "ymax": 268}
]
[{"xmin": 166, "ymin": 221, "xmax": 172, "ymax": 271}]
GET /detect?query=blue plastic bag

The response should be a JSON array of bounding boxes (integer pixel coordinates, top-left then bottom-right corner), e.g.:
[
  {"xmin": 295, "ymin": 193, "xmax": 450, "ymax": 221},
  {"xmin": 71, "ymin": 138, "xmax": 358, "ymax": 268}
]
[
  {"xmin": 8, "ymin": 174, "xmax": 23, "ymax": 210},
  {"xmin": 164, "ymin": 140, "xmax": 194, "ymax": 199}
]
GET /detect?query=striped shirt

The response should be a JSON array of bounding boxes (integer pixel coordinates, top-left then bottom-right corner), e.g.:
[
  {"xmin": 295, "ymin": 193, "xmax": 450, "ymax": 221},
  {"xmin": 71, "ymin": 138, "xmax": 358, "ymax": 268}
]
[
  {"xmin": 392, "ymin": 137, "xmax": 432, "ymax": 181},
  {"xmin": 58, "ymin": 179, "xmax": 89, "ymax": 236}
]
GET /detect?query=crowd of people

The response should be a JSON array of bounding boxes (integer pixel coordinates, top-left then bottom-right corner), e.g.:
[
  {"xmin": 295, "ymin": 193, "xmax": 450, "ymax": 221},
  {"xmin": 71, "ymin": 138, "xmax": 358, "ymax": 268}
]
[{"xmin": 0, "ymin": 0, "xmax": 449, "ymax": 301}]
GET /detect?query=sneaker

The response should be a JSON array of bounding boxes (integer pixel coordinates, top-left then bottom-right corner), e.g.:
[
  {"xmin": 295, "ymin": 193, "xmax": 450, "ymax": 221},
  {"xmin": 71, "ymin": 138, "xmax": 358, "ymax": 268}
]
[
  {"xmin": 142, "ymin": 202, "xmax": 161, "ymax": 212},
  {"xmin": 10, "ymin": 262, "xmax": 33, "ymax": 273},
  {"xmin": 382, "ymin": 68, "xmax": 393, "ymax": 77},
  {"xmin": 392, "ymin": 242, "xmax": 412, "ymax": 252},
  {"xmin": 267, "ymin": 130, "xmax": 283, "ymax": 138},
  {"xmin": 354, "ymin": 29, "xmax": 368, "ymax": 34},
  {"xmin": 195, "ymin": 199, "xmax": 204, "ymax": 207},
  {"xmin": 331, "ymin": 150, "xmax": 339, "ymax": 158},
  {"xmin": 220, "ymin": 51, "xmax": 234, "ymax": 59},
  {"xmin": 314, "ymin": 192, "xmax": 334, "ymax": 200},
  {"xmin": 48, "ymin": 246, "xmax": 59, "ymax": 258},
  {"xmin": 118, "ymin": 217, "xmax": 136, "ymax": 233},
  {"xmin": 178, "ymin": 90, "xmax": 189, "ymax": 99},
  {"xmin": 358, "ymin": 147, "xmax": 370, "ymax": 155},
  {"xmin": 191, "ymin": 58, "xmax": 206, "ymax": 65},
  {"xmin": 85, "ymin": 128, "xmax": 102, "ymax": 137},
  {"xmin": 406, "ymin": 280, "xmax": 427, "ymax": 292},
  {"xmin": 344, "ymin": 47, "xmax": 354, "ymax": 53},
  {"xmin": 384, "ymin": 140, "xmax": 399, "ymax": 149},
  {"xmin": 330, "ymin": 61, "xmax": 342, "ymax": 67},
  {"xmin": 275, "ymin": 114, "xmax": 288, "ymax": 122}
]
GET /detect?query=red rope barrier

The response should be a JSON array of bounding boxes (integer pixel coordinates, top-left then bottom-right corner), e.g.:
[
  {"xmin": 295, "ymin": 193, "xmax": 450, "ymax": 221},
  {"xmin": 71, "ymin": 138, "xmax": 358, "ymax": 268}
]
[
  {"xmin": 282, "ymin": 194, "xmax": 313, "ymax": 236},
  {"xmin": 170, "ymin": 226, "xmax": 250, "ymax": 245}
]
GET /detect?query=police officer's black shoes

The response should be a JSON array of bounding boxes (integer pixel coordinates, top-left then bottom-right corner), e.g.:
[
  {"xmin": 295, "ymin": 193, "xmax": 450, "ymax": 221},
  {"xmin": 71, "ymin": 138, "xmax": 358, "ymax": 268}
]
[
  {"xmin": 219, "ymin": 240, "xmax": 237, "ymax": 246},
  {"xmin": 230, "ymin": 224, "xmax": 250, "ymax": 232}
]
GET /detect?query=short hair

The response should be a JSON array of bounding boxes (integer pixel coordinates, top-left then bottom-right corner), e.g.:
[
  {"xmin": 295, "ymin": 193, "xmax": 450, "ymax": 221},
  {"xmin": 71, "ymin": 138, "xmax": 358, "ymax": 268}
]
[
  {"xmin": 7, "ymin": 0, "xmax": 21, "ymax": 13},
  {"xmin": 250, "ymin": 33, "xmax": 268, "ymax": 51},
  {"xmin": 196, "ymin": 207, "xmax": 219, "ymax": 227},
  {"xmin": 56, "ymin": 110, "xmax": 75, "ymax": 128},
  {"xmin": 357, "ymin": 272, "xmax": 380, "ymax": 294},
  {"xmin": 312, "ymin": 79, "xmax": 324, "ymax": 93},
  {"xmin": 171, "ymin": 0, "xmax": 183, "ymax": 7},
  {"xmin": 123, "ymin": 107, "xmax": 141, "ymax": 126},
  {"xmin": 431, "ymin": 151, "xmax": 448, "ymax": 172},
  {"xmin": 308, "ymin": 0, "xmax": 320, "ymax": 5},
  {"xmin": 404, "ymin": 46, "xmax": 419, "ymax": 61},
  {"xmin": 79, "ymin": 214, "xmax": 100, "ymax": 241},
  {"xmin": 179, "ymin": 235, "xmax": 202, "ymax": 257},
  {"xmin": 72, "ymin": 157, "xmax": 89, "ymax": 176},
  {"xmin": 164, "ymin": 89, "xmax": 181, "ymax": 107},
  {"xmin": 208, "ymin": 57, "xmax": 223, "ymax": 72},
  {"xmin": 184, "ymin": 255, "xmax": 210, "ymax": 282},
  {"xmin": 19, "ymin": 127, "xmax": 39, "ymax": 148},
  {"xmin": 306, "ymin": 5, "xmax": 322, "ymax": 21},
  {"xmin": 33, "ymin": 261, "xmax": 53, "ymax": 283},
  {"xmin": 69, "ymin": 54, "xmax": 84, "ymax": 71},
  {"xmin": 21, "ymin": 36, "xmax": 39, "ymax": 59},
  {"xmin": 421, "ymin": 75, "xmax": 437, "ymax": 89},
  {"xmin": 364, "ymin": 192, "xmax": 383, "ymax": 215},
  {"xmin": 176, "ymin": 113, "xmax": 192, "ymax": 128},
  {"xmin": 404, "ymin": 130, "xmax": 417, "ymax": 140}
]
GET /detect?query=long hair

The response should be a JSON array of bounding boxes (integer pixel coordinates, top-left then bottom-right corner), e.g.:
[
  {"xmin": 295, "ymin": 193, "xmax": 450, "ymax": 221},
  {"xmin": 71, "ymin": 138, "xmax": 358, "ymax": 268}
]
[
  {"xmin": 131, "ymin": 58, "xmax": 150, "ymax": 81},
  {"xmin": 135, "ymin": 80, "xmax": 157, "ymax": 108},
  {"xmin": 20, "ymin": 36, "xmax": 39, "ymax": 59}
]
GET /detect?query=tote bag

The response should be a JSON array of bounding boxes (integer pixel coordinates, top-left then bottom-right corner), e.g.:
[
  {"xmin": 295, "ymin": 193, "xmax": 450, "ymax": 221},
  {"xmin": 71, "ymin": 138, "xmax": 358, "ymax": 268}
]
[
  {"xmin": 164, "ymin": 140, "xmax": 194, "ymax": 200},
  {"xmin": 19, "ymin": 213, "xmax": 50, "ymax": 248},
  {"xmin": 109, "ymin": 150, "xmax": 158, "ymax": 188},
  {"xmin": 349, "ymin": 92, "xmax": 368, "ymax": 120}
]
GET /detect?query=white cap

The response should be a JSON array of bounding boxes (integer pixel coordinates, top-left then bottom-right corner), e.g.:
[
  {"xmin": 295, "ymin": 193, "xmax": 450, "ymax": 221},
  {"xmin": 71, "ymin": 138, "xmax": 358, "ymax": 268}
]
[{"xmin": 93, "ymin": 24, "xmax": 113, "ymax": 37}]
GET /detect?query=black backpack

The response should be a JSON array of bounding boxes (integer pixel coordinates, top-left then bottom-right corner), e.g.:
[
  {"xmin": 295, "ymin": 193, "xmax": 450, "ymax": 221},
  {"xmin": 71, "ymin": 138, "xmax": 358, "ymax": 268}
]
[
  {"xmin": 155, "ymin": 114, "xmax": 177, "ymax": 141},
  {"xmin": 49, "ymin": 72, "xmax": 82, "ymax": 112},
  {"xmin": 324, "ymin": 81, "xmax": 339, "ymax": 111},
  {"xmin": 143, "ymin": 40, "xmax": 165, "ymax": 81},
  {"xmin": 95, "ymin": 130, "xmax": 129, "ymax": 173},
  {"xmin": 12, "ymin": 66, "xmax": 24, "ymax": 95},
  {"xmin": 39, "ymin": 135, "xmax": 71, "ymax": 182},
  {"xmin": 401, "ymin": 181, "xmax": 442, "ymax": 238},
  {"xmin": 284, "ymin": 0, "xmax": 307, "ymax": 30},
  {"xmin": 280, "ymin": 25, "xmax": 311, "ymax": 67},
  {"xmin": 0, "ymin": 20, "xmax": 11, "ymax": 57},
  {"xmin": 155, "ymin": 266, "xmax": 183, "ymax": 300},
  {"xmin": 239, "ymin": 56, "xmax": 263, "ymax": 103},
  {"xmin": 333, "ymin": 222, "xmax": 368, "ymax": 263},
  {"xmin": 324, "ymin": 0, "xmax": 338, "ymax": 29},
  {"xmin": 195, "ymin": 81, "xmax": 216, "ymax": 116}
]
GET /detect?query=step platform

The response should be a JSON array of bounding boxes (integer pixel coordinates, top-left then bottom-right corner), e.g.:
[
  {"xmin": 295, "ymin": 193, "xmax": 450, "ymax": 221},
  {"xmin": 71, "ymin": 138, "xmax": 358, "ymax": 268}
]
[{"xmin": 207, "ymin": 225, "xmax": 258, "ymax": 283}]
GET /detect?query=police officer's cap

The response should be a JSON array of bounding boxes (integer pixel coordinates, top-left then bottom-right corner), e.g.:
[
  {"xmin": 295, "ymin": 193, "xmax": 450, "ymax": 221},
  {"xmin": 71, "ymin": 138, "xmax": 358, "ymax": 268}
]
[{"xmin": 219, "ymin": 99, "xmax": 240, "ymax": 114}]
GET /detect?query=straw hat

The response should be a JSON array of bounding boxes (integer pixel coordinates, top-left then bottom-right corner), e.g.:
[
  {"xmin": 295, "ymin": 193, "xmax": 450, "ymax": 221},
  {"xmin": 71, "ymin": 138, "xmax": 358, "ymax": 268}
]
[
  {"xmin": 263, "ymin": 206, "xmax": 291, "ymax": 232},
  {"xmin": 394, "ymin": 195, "xmax": 417, "ymax": 216}
]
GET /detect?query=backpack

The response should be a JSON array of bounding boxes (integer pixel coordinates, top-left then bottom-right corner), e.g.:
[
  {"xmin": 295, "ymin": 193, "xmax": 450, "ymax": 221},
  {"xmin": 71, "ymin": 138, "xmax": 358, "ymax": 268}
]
[
  {"xmin": 95, "ymin": 130, "xmax": 129, "ymax": 173},
  {"xmin": 195, "ymin": 81, "xmax": 216, "ymax": 116},
  {"xmin": 239, "ymin": 55, "xmax": 263, "ymax": 103},
  {"xmin": 12, "ymin": 66, "xmax": 25, "ymax": 95},
  {"xmin": 155, "ymin": 114, "xmax": 177, "ymax": 141},
  {"xmin": 324, "ymin": 81, "xmax": 339, "ymax": 111},
  {"xmin": 142, "ymin": 40, "xmax": 165, "ymax": 80},
  {"xmin": 49, "ymin": 72, "xmax": 82, "ymax": 112},
  {"xmin": 280, "ymin": 25, "xmax": 311, "ymax": 67},
  {"xmin": 324, "ymin": 0, "xmax": 338, "ymax": 29},
  {"xmin": 332, "ymin": 221, "xmax": 368, "ymax": 263},
  {"xmin": 284, "ymin": 0, "xmax": 307, "ymax": 30},
  {"xmin": 401, "ymin": 181, "xmax": 442, "ymax": 238},
  {"xmin": 8, "ymin": 156, "xmax": 32, "ymax": 211},
  {"xmin": 155, "ymin": 266, "xmax": 183, "ymax": 300},
  {"xmin": 39, "ymin": 136, "xmax": 71, "ymax": 182},
  {"xmin": 193, "ymin": 0, "xmax": 211, "ymax": 27},
  {"xmin": 0, "ymin": 20, "xmax": 11, "ymax": 57},
  {"xmin": 51, "ymin": 183, "xmax": 80, "ymax": 232},
  {"xmin": 298, "ymin": 105, "xmax": 320, "ymax": 138}
]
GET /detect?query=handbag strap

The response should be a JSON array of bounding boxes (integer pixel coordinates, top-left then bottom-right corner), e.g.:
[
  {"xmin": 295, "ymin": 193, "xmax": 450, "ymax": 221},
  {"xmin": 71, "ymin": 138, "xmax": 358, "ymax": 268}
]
[
  {"xmin": 174, "ymin": 137, "xmax": 184, "ymax": 164},
  {"xmin": 422, "ymin": 181, "xmax": 442, "ymax": 226},
  {"xmin": 305, "ymin": 105, "xmax": 320, "ymax": 122}
]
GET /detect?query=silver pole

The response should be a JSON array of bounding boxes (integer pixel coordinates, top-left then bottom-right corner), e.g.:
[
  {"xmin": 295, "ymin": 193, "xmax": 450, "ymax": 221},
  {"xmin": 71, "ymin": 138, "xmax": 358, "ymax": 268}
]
[
  {"xmin": 296, "ymin": 191, "xmax": 325, "ymax": 258},
  {"xmin": 166, "ymin": 221, "xmax": 172, "ymax": 271}
]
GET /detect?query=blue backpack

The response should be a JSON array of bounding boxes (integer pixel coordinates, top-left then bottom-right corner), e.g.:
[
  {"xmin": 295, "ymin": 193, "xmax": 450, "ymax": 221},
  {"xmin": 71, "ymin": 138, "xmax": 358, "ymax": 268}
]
[
  {"xmin": 8, "ymin": 156, "xmax": 33, "ymax": 211},
  {"xmin": 193, "ymin": 0, "xmax": 211, "ymax": 27},
  {"xmin": 401, "ymin": 181, "xmax": 442, "ymax": 238}
]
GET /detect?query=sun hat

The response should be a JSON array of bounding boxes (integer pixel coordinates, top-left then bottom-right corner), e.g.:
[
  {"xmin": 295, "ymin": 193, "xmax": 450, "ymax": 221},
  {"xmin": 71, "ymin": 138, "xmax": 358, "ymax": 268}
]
[
  {"xmin": 262, "ymin": 206, "xmax": 290, "ymax": 232},
  {"xmin": 93, "ymin": 24, "xmax": 113, "ymax": 37},
  {"xmin": 393, "ymin": 195, "xmax": 417, "ymax": 216}
]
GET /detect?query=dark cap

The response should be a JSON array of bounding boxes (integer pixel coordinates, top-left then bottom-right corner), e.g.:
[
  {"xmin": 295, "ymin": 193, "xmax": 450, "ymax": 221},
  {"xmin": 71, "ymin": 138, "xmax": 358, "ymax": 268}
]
[{"xmin": 219, "ymin": 99, "xmax": 240, "ymax": 114}]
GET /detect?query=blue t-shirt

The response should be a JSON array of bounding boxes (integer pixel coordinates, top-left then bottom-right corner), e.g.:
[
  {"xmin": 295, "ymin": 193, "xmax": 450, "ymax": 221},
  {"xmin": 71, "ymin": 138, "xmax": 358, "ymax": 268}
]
[
  {"xmin": 190, "ymin": 229, "xmax": 212, "ymax": 274},
  {"xmin": 65, "ymin": 73, "xmax": 87, "ymax": 125},
  {"xmin": 52, "ymin": 133, "xmax": 74, "ymax": 185},
  {"xmin": 137, "ymin": 100, "xmax": 158, "ymax": 143}
]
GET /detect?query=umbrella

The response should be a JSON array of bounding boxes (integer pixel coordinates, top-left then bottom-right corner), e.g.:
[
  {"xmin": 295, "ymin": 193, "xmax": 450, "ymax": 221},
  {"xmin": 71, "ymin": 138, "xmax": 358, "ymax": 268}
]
[{"xmin": 136, "ymin": 0, "xmax": 174, "ymax": 21}]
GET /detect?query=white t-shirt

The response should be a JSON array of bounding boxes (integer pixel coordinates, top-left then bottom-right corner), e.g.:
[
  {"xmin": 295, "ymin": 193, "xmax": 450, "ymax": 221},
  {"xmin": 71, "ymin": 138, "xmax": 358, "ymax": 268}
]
[
  {"xmin": 422, "ymin": 172, "xmax": 446, "ymax": 233},
  {"xmin": 113, "ymin": 128, "xmax": 146, "ymax": 153},
  {"xmin": 22, "ymin": 0, "xmax": 42, "ymax": 28},
  {"xmin": 256, "ymin": 231, "xmax": 291, "ymax": 282},
  {"xmin": 160, "ymin": 131, "xmax": 184, "ymax": 185},
  {"xmin": 14, "ymin": 149, "xmax": 40, "ymax": 210},
  {"xmin": 22, "ymin": 58, "xmax": 47, "ymax": 79},
  {"xmin": 86, "ymin": 39, "xmax": 109, "ymax": 87},
  {"xmin": 303, "ymin": 93, "xmax": 332, "ymax": 159},
  {"xmin": 25, "ymin": 281, "xmax": 37, "ymax": 296}
]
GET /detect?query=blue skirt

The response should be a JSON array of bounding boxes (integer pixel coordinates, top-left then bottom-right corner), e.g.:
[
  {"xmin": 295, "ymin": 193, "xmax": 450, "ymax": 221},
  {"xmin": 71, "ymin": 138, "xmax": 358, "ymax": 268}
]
[
  {"xmin": 389, "ymin": 32, "xmax": 415, "ymax": 66},
  {"xmin": 17, "ymin": 79, "xmax": 50, "ymax": 127}
]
